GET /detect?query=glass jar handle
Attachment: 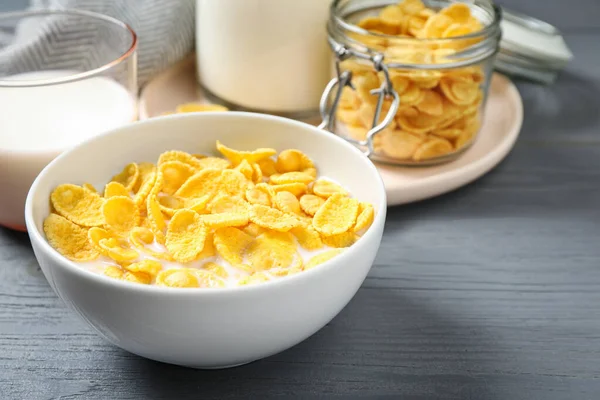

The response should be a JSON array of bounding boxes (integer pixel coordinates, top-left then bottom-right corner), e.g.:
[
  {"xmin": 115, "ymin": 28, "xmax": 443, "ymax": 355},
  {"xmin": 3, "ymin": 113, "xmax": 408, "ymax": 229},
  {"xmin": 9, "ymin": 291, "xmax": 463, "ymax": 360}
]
[{"xmin": 318, "ymin": 45, "xmax": 400, "ymax": 158}]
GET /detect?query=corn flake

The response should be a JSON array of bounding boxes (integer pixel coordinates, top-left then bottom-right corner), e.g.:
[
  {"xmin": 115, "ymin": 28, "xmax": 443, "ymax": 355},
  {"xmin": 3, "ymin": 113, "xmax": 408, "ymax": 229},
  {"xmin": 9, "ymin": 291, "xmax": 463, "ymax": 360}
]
[
  {"xmin": 203, "ymin": 262, "xmax": 229, "ymax": 279},
  {"xmin": 247, "ymin": 231, "xmax": 296, "ymax": 270},
  {"xmin": 210, "ymin": 193, "xmax": 250, "ymax": 215},
  {"xmin": 99, "ymin": 238, "xmax": 139, "ymax": 263},
  {"xmin": 243, "ymin": 222, "xmax": 267, "ymax": 237},
  {"xmin": 355, "ymin": 73, "xmax": 381, "ymax": 106},
  {"xmin": 197, "ymin": 157, "xmax": 231, "ymax": 170},
  {"xmin": 129, "ymin": 227, "xmax": 173, "ymax": 261},
  {"xmin": 440, "ymin": 2, "xmax": 471, "ymax": 24},
  {"xmin": 134, "ymin": 170, "xmax": 157, "ymax": 208},
  {"xmin": 251, "ymin": 163, "xmax": 263, "ymax": 183},
  {"xmin": 175, "ymin": 103, "xmax": 229, "ymax": 113},
  {"xmin": 304, "ymin": 167, "xmax": 318, "ymax": 178},
  {"xmin": 175, "ymin": 168, "xmax": 222, "ymax": 200},
  {"xmin": 339, "ymin": 86, "xmax": 361, "ymax": 110},
  {"xmin": 197, "ymin": 231, "xmax": 216, "ymax": 260},
  {"xmin": 275, "ymin": 149, "xmax": 315, "ymax": 173},
  {"xmin": 440, "ymin": 78, "xmax": 479, "ymax": 105},
  {"xmin": 157, "ymin": 194, "xmax": 186, "ymax": 216},
  {"xmin": 299, "ymin": 194, "xmax": 325, "ymax": 216},
  {"xmin": 134, "ymin": 163, "xmax": 156, "ymax": 192},
  {"xmin": 219, "ymin": 169, "xmax": 252, "ymax": 196},
  {"xmin": 413, "ymin": 137, "xmax": 453, "ymax": 161},
  {"xmin": 195, "ymin": 270, "xmax": 226, "ymax": 288},
  {"xmin": 123, "ymin": 271, "xmax": 152, "ymax": 285},
  {"xmin": 312, "ymin": 179, "xmax": 348, "ymax": 199},
  {"xmin": 305, "ymin": 249, "xmax": 344, "ymax": 270},
  {"xmin": 380, "ymin": 4, "xmax": 404, "ymax": 25},
  {"xmin": 257, "ymin": 158, "xmax": 277, "ymax": 177},
  {"xmin": 237, "ymin": 272, "xmax": 270, "ymax": 287},
  {"xmin": 380, "ymin": 129, "xmax": 425, "ymax": 159},
  {"xmin": 416, "ymin": 90, "xmax": 444, "ymax": 116},
  {"xmin": 234, "ymin": 159, "xmax": 254, "ymax": 181},
  {"xmin": 313, "ymin": 194, "xmax": 359, "ymax": 236},
  {"xmin": 125, "ymin": 259, "xmax": 162, "ymax": 278},
  {"xmin": 200, "ymin": 212, "xmax": 249, "ymax": 229},
  {"xmin": 102, "ymin": 196, "xmax": 139, "ymax": 235},
  {"xmin": 270, "ymin": 253, "xmax": 304, "ymax": 277},
  {"xmin": 358, "ymin": 102, "xmax": 397, "ymax": 130},
  {"xmin": 354, "ymin": 203, "xmax": 375, "ymax": 233},
  {"xmin": 159, "ymin": 161, "xmax": 195, "ymax": 195},
  {"xmin": 250, "ymin": 204, "xmax": 300, "ymax": 232},
  {"xmin": 399, "ymin": 83, "xmax": 426, "ymax": 107},
  {"xmin": 213, "ymin": 227, "xmax": 253, "ymax": 265},
  {"xmin": 186, "ymin": 194, "xmax": 211, "ymax": 214},
  {"xmin": 104, "ymin": 265, "xmax": 124, "ymax": 279},
  {"xmin": 83, "ymin": 183, "xmax": 97, "ymax": 193},
  {"xmin": 389, "ymin": 72, "xmax": 411, "ymax": 94},
  {"xmin": 127, "ymin": 227, "xmax": 157, "ymax": 250},
  {"xmin": 166, "ymin": 209, "xmax": 208, "ymax": 263},
  {"xmin": 270, "ymin": 172, "xmax": 314, "ymax": 185},
  {"xmin": 321, "ymin": 232, "xmax": 358, "ymax": 248},
  {"xmin": 146, "ymin": 194, "xmax": 167, "ymax": 243},
  {"xmin": 271, "ymin": 182, "xmax": 307, "ymax": 197},
  {"xmin": 246, "ymin": 186, "xmax": 272, "ymax": 207},
  {"xmin": 50, "ymin": 184, "xmax": 105, "ymax": 227},
  {"xmin": 104, "ymin": 181, "xmax": 130, "ymax": 198},
  {"xmin": 158, "ymin": 150, "xmax": 202, "ymax": 170},
  {"xmin": 156, "ymin": 268, "xmax": 200, "ymax": 288},
  {"xmin": 43, "ymin": 213, "xmax": 99, "ymax": 261},
  {"xmin": 111, "ymin": 163, "xmax": 139, "ymax": 192},
  {"xmin": 454, "ymin": 120, "xmax": 479, "ymax": 150},
  {"xmin": 291, "ymin": 224, "xmax": 324, "ymax": 251},
  {"xmin": 273, "ymin": 191, "xmax": 301, "ymax": 215},
  {"xmin": 88, "ymin": 227, "xmax": 114, "ymax": 255},
  {"xmin": 216, "ymin": 141, "xmax": 276, "ymax": 166}
]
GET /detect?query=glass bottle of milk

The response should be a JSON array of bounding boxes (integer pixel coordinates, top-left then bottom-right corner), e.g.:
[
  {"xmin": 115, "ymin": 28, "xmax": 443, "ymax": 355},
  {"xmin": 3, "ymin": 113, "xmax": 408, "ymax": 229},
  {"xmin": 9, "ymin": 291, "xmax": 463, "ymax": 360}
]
[{"xmin": 196, "ymin": 0, "xmax": 332, "ymax": 120}]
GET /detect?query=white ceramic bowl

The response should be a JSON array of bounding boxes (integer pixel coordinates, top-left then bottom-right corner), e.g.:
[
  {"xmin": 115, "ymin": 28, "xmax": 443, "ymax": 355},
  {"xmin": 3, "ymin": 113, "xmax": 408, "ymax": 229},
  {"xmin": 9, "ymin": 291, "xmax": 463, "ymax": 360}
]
[{"xmin": 25, "ymin": 112, "xmax": 387, "ymax": 369}]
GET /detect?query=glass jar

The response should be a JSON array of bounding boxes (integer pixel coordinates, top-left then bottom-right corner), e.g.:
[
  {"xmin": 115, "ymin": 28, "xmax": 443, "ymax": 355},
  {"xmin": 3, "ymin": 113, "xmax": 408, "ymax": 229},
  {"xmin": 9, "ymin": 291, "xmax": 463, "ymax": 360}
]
[{"xmin": 321, "ymin": 0, "xmax": 501, "ymax": 165}]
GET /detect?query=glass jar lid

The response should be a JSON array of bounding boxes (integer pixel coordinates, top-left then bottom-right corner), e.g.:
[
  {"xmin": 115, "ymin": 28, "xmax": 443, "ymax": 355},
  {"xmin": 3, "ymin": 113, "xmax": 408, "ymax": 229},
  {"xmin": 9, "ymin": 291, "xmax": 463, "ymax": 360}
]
[{"xmin": 496, "ymin": 7, "xmax": 573, "ymax": 83}]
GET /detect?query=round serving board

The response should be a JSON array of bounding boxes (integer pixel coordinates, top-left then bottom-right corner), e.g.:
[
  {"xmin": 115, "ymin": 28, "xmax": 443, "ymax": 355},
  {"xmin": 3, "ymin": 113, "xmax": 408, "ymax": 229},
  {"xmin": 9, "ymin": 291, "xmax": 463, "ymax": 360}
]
[{"xmin": 139, "ymin": 56, "xmax": 523, "ymax": 206}]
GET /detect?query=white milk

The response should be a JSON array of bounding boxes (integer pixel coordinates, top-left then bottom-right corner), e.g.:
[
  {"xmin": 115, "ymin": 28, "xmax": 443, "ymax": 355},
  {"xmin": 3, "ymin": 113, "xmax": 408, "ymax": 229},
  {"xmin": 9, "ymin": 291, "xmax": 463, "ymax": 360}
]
[
  {"xmin": 82, "ymin": 238, "xmax": 342, "ymax": 288},
  {"xmin": 196, "ymin": 0, "xmax": 332, "ymax": 114},
  {"xmin": 0, "ymin": 70, "xmax": 136, "ymax": 229},
  {"xmin": 0, "ymin": 70, "xmax": 136, "ymax": 151}
]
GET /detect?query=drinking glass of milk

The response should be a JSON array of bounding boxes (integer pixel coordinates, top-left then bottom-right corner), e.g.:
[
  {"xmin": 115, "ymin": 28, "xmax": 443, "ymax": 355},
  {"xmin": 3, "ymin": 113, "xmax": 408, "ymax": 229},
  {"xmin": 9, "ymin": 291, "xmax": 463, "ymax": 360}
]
[{"xmin": 0, "ymin": 10, "xmax": 137, "ymax": 231}]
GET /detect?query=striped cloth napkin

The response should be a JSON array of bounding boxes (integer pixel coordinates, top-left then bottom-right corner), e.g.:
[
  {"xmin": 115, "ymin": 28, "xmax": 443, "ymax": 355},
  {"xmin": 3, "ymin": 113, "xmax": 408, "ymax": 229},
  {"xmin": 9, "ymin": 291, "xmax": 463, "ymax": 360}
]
[{"xmin": 2, "ymin": 0, "xmax": 195, "ymax": 87}]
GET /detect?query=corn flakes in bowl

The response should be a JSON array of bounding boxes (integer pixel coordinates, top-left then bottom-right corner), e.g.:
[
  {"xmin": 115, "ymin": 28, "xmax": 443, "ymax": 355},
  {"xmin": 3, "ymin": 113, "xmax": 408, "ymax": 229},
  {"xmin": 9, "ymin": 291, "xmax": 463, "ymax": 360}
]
[{"xmin": 25, "ymin": 112, "xmax": 386, "ymax": 369}]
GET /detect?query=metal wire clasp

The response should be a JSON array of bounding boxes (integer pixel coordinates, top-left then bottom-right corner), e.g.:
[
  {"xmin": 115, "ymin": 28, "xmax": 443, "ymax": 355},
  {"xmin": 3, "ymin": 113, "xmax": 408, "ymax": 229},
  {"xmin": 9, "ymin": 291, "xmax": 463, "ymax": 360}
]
[{"xmin": 318, "ymin": 45, "xmax": 400, "ymax": 157}]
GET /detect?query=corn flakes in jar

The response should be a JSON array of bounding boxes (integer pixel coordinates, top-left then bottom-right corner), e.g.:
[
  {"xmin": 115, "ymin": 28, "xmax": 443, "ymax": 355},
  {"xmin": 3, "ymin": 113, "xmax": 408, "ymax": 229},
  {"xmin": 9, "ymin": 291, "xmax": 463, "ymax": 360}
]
[{"xmin": 325, "ymin": 0, "xmax": 501, "ymax": 165}]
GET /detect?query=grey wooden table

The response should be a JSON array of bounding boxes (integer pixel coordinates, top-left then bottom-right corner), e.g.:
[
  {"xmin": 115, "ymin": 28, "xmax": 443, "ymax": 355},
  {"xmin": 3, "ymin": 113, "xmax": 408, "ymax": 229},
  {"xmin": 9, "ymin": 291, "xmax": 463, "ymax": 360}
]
[{"xmin": 2, "ymin": 1, "xmax": 600, "ymax": 399}]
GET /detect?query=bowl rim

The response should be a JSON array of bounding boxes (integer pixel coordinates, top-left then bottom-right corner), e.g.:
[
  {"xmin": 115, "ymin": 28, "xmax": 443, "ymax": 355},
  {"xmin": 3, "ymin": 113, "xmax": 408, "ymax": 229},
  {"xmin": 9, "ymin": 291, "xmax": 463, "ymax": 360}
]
[{"xmin": 25, "ymin": 111, "xmax": 387, "ymax": 296}]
